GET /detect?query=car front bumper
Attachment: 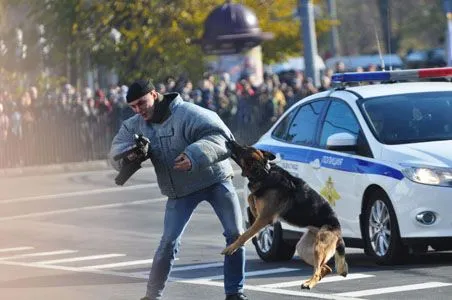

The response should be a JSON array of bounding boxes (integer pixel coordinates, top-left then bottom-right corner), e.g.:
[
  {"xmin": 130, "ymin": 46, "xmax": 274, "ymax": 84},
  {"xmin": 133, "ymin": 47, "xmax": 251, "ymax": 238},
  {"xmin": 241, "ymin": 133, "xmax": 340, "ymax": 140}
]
[{"xmin": 392, "ymin": 179, "xmax": 452, "ymax": 239}]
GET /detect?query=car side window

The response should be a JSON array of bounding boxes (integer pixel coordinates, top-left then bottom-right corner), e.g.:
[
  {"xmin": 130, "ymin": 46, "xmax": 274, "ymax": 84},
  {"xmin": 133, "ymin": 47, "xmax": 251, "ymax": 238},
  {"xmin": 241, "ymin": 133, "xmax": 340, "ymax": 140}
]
[
  {"xmin": 286, "ymin": 100, "xmax": 326, "ymax": 145},
  {"xmin": 272, "ymin": 108, "xmax": 298, "ymax": 140},
  {"xmin": 319, "ymin": 100, "xmax": 360, "ymax": 147}
]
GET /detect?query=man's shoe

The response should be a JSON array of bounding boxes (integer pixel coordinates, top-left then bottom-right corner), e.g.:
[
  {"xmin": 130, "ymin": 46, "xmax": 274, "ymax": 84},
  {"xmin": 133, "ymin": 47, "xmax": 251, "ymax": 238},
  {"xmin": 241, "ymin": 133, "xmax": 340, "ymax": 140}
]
[{"xmin": 225, "ymin": 293, "xmax": 248, "ymax": 300}]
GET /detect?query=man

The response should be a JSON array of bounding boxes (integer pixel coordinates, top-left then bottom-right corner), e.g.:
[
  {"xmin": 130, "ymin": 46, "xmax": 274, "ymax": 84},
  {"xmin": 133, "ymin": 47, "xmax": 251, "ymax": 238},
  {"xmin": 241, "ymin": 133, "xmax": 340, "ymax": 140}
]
[{"xmin": 109, "ymin": 79, "xmax": 247, "ymax": 300}]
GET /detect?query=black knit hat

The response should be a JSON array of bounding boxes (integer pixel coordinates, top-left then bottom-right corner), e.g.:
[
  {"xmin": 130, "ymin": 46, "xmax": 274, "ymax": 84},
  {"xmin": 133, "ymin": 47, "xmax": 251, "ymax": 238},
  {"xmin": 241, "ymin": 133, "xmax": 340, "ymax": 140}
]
[{"xmin": 126, "ymin": 79, "xmax": 155, "ymax": 103}]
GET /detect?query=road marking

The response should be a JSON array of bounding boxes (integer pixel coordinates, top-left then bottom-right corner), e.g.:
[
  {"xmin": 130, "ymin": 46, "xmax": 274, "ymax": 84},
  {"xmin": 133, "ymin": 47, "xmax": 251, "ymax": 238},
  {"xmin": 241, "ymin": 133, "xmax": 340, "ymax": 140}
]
[
  {"xmin": 183, "ymin": 267, "xmax": 299, "ymax": 281},
  {"xmin": 0, "ymin": 183, "xmax": 157, "ymax": 204},
  {"xmin": 172, "ymin": 262, "xmax": 223, "ymax": 272},
  {"xmin": 177, "ymin": 278, "xmax": 366, "ymax": 300},
  {"xmin": 0, "ymin": 197, "xmax": 167, "ymax": 221},
  {"xmin": 0, "ymin": 246, "xmax": 34, "ymax": 253},
  {"xmin": 0, "ymin": 258, "xmax": 366, "ymax": 300},
  {"xmin": 80, "ymin": 259, "xmax": 154, "ymax": 270},
  {"xmin": 0, "ymin": 250, "xmax": 78, "ymax": 260},
  {"xmin": 35, "ymin": 254, "xmax": 126, "ymax": 265},
  {"xmin": 0, "ymin": 259, "xmax": 149, "ymax": 279},
  {"xmin": 335, "ymin": 281, "xmax": 452, "ymax": 297},
  {"xmin": 258, "ymin": 273, "xmax": 375, "ymax": 288}
]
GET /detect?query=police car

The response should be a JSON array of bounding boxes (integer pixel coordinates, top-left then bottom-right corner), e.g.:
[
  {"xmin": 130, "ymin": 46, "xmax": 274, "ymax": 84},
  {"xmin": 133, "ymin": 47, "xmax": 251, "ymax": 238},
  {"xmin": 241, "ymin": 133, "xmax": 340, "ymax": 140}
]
[{"xmin": 243, "ymin": 67, "xmax": 452, "ymax": 265}]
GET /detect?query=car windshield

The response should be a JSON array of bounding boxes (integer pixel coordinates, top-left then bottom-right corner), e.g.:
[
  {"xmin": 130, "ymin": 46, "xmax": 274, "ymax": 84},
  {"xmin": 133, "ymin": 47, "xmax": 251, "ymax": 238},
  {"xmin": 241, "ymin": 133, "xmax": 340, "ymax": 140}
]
[{"xmin": 361, "ymin": 91, "xmax": 452, "ymax": 144}]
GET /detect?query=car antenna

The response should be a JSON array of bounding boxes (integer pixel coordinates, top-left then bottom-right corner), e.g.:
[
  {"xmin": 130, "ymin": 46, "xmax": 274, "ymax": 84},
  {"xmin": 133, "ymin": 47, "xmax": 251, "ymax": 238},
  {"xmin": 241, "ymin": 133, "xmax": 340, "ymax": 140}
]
[{"xmin": 385, "ymin": 3, "xmax": 393, "ymax": 71}]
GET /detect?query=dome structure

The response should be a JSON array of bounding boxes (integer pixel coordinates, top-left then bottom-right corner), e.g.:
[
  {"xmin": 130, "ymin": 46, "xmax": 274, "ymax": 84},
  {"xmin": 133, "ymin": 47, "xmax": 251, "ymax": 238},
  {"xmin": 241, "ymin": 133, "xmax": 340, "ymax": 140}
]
[{"xmin": 199, "ymin": 1, "xmax": 273, "ymax": 55}]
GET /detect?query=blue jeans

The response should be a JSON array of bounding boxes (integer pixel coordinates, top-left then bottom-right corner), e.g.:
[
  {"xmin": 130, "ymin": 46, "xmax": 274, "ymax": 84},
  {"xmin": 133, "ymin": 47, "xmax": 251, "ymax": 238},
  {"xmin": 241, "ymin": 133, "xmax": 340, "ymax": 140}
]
[{"xmin": 146, "ymin": 179, "xmax": 245, "ymax": 299}]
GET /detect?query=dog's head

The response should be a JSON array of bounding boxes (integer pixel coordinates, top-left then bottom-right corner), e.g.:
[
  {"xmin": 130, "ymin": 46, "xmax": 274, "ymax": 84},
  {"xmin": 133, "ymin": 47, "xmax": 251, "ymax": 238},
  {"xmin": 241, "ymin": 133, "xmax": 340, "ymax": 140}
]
[{"xmin": 226, "ymin": 140, "xmax": 276, "ymax": 180}]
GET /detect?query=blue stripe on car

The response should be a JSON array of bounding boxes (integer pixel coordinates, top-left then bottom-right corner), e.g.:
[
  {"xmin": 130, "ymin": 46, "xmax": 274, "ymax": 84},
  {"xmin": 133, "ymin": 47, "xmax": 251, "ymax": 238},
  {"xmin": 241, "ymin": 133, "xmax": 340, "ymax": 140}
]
[{"xmin": 255, "ymin": 144, "xmax": 404, "ymax": 180}]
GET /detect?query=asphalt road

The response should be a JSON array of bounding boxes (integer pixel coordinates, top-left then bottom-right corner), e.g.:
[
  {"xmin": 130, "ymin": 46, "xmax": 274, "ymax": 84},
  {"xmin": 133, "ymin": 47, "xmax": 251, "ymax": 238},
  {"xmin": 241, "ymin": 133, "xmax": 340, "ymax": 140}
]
[{"xmin": 0, "ymin": 164, "xmax": 452, "ymax": 300}]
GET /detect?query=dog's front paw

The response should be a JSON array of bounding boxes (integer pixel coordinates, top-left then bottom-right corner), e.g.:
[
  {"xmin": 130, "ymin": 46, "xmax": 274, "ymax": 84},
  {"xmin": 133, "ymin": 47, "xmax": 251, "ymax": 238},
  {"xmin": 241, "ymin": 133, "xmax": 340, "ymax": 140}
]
[
  {"xmin": 339, "ymin": 262, "xmax": 348, "ymax": 277},
  {"xmin": 221, "ymin": 245, "xmax": 238, "ymax": 256},
  {"xmin": 301, "ymin": 277, "xmax": 319, "ymax": 290},
  {"xmin": 300, "ymin": 281, "xmax": 311, "ymax": 290}
]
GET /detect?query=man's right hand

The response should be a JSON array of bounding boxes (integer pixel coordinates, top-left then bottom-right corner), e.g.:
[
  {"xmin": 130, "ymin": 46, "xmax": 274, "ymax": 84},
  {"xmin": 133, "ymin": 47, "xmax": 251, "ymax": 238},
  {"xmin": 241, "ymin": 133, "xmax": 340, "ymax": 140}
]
[{"xmin": 173, "ymin": 153, "xmax": 192, "ymax": 171}]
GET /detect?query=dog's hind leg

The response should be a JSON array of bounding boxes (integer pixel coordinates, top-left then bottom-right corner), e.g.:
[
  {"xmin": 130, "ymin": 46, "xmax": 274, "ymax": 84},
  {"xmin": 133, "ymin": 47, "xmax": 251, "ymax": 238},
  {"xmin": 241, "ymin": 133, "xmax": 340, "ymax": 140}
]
[
  {"xmin": 296, "ymin": 227, "xmax": 318, "ymax": 266},
  {"xmin": 297, "ymin": 228, "xmax": 331, "ymax": 288},
  {"xmin": 334, "ymin": 236, "xmax": 348, "ymax": 277},
  {"xmin": 301, "ymin": 227, "xmax": 338, "ymax": 290}
]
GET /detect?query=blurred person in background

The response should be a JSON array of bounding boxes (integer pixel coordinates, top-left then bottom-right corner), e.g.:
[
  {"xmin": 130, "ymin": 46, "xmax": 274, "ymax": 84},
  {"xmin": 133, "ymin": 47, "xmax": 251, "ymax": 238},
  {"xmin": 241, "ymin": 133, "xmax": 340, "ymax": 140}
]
[
  {"xmin": 335, "ymin": 61, "xmax": 346, "ymax": 73},
  {"xmin": 29, "ymin": 86, "xmax": 42, "ymax": 119},
  {"xmin": 303, "ymin": 77, "xmax": 319, "ymax": 96},
  {"xmin": 156, "ymin": 83, "xmax": 166, "ymax": 94},
  {"xmin": 200, "ymin": 77, "xmax": 216, "ymax": 111},
  {"xmin": 165, "ymin": 76, "xmax": 176, "ymax": 92},
  {"xmin": 9, "ymin": 102, "xmax": 22, "ymax": 166},
  {"xmin": 20, "ymin": 91, "xmax": 37, "ymax": 164},
  {"xmin": 180, "ymin": 80, "xmax": 193, "ymax": 102},
  {"xmin": 112, "ymin": 85, "xmax": 134, "ymax": 134},
  {"xmin": 319, "ymin": 75, "xmax": 332, "ymax": 92},
  {"xmin": 0, "ymin": 103, "xmax": 10, "ymax": 167}
]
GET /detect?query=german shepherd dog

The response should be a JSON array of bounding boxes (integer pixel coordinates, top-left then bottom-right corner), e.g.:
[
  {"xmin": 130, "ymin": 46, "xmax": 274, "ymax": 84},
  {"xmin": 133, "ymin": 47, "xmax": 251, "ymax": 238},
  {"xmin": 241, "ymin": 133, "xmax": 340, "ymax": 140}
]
[{"xmin": 222, "ymin": 140, "xmax": 348, "ymax": 290}]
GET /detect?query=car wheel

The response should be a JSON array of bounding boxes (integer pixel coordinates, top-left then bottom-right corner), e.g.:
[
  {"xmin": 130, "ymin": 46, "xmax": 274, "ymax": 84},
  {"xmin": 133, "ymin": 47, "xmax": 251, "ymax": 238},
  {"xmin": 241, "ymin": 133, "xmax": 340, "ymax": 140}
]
[
  {"xmin": 252, "ymin": 222, "xmax": 295, "ymax": 262},
  {"xmin": 363, "ymin": 190, "xmax": 407, "ymax": 265}
]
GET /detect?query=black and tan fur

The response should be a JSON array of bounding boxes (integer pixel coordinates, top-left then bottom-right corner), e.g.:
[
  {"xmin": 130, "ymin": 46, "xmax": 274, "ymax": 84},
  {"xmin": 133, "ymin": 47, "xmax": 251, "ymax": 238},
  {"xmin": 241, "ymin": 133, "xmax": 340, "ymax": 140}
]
[{"xmin": 222, "ymin": 141, "xmax": 348, "ymax": 290}]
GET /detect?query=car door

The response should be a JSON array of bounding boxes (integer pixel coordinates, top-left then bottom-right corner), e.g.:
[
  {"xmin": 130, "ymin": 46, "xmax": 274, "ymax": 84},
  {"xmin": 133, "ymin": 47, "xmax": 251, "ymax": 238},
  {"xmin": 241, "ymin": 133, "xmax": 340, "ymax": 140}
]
[{"xmin": 306, "ymin": 99, "xmax": 363, "ymax": 238}]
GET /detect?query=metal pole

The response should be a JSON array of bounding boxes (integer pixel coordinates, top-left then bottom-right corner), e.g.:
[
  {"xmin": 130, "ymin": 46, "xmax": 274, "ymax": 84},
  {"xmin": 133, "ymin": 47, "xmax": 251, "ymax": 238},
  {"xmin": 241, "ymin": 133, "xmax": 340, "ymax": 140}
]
[
  {"xmin": 299, "ymin": 0, "xmax": 320, "ymax": 87},
  {"xmin": 378, "ymin": 0, "xmax": 391, "ymax": 54},
  {"xmin": 327, "ymin": 0, "xmax": 340, "ymax": 57},
  {"xmin": 444, "ymin": 0, "xmax": 452, "ymax": 66}
]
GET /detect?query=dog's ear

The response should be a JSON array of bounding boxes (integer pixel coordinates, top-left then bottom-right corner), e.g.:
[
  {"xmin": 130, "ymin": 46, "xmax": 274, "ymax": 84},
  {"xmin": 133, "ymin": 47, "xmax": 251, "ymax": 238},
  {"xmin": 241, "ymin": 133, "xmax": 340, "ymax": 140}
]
[{"xmin": 262, "ymin": 150, "xmax": 276, "ymax": 161}]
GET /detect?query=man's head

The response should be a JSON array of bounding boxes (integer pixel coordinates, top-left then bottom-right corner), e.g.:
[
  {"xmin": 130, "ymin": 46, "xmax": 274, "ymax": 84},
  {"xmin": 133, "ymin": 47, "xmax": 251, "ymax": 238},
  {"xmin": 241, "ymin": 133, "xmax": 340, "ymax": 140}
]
[{"xmin": 127, "ymin": 79, "xmax": 158, "ymax": 121}]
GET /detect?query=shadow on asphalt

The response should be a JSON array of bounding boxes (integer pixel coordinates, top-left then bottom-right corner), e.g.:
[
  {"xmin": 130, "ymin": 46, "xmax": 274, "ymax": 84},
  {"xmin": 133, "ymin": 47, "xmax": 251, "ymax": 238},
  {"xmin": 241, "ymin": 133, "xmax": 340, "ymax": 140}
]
[{"xmin": 244, "ymin": 250, "xmax": 452, "ymax": 276}]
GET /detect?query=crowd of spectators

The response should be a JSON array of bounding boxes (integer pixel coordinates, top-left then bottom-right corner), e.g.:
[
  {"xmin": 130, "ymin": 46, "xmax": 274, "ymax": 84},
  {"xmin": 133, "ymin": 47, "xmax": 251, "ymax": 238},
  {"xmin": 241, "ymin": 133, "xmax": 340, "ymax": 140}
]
[{"xmin": 0, "ymin": 67, "xmax": 338, "ymax": 169}]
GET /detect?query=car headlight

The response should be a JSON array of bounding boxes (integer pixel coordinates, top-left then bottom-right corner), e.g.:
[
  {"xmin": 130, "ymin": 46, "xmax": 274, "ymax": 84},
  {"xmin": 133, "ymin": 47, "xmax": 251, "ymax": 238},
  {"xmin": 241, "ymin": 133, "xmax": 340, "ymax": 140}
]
[{"xmin": 401, "ymin": 166, "xmax": 452, "ymax": 187}]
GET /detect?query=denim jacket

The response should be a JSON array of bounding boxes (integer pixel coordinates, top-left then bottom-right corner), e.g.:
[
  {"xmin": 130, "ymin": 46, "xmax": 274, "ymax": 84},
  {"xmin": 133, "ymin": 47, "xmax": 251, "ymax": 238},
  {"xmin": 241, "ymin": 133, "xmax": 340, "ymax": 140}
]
[{"xmin": 109, "ymin": 93, "xmax": 234, "ymax": 199}]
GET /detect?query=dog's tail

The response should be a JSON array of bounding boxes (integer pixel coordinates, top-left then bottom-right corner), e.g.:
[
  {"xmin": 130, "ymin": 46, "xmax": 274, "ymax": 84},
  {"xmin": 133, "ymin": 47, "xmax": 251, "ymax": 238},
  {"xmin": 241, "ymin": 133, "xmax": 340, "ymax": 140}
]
[{"xmin": 334, "ymin": 235, "xmax": 348, "ymax": 277}]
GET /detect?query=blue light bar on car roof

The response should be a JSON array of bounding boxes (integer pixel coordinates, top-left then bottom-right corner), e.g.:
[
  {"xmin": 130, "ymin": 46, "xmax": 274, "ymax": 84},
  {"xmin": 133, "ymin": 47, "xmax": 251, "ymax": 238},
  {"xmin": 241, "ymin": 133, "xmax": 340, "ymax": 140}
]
[{"xmin": 332, "ymin": 67, "xmax": 452, "ymax": 83}]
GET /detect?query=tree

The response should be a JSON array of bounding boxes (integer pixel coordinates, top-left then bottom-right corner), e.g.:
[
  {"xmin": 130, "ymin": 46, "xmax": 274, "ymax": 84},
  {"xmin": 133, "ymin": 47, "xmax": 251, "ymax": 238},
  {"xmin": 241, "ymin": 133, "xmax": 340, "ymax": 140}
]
[
  {"xmin": 14, "ymin": 0, "xmax": 447, "ymax": 86},
  {"xmin": 243, "ymin": 0, "xmax": 336, "ymax": 63},
  {"xmin": 84, "ymin": 0, "xmax": 315, "ymax": 83},
  {"xmin": 19, "ymin": 0, "xmax": 333, "ymax": 85},
  {"xmin": 0, "ymin": 2, "xmax": 4, "ymax": 29}
]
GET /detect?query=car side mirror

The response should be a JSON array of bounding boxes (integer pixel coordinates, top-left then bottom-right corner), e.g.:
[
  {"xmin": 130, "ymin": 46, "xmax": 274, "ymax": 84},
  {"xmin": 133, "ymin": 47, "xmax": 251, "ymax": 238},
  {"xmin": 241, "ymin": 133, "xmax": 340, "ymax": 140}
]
[{"xmin": 326, "ymin": 132, "xmax": 358, "ymax": 152}]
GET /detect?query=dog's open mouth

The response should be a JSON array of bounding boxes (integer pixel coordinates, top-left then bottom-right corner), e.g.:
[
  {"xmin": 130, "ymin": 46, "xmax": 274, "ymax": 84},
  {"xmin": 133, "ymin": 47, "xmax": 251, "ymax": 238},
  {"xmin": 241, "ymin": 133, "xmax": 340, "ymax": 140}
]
[{"xmin": 226, "ymin": 141, "xmax": 273, "ymax": 181}]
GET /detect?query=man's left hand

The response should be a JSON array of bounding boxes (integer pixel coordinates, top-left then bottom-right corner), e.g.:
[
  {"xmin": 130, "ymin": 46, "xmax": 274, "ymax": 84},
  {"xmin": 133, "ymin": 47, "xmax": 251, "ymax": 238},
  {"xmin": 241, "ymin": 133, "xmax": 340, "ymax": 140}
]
[{"xmin": 173, "ymin": 153, "xmax": 192, "ymax": 171}]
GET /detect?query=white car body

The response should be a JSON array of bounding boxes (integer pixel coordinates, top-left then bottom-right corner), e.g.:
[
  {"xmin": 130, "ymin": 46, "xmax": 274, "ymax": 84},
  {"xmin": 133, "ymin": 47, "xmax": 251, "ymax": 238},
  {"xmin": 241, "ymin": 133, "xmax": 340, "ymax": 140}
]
[{"xmin": 243, "ymin": 81, "xmax": 452, "ymax": 264}]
